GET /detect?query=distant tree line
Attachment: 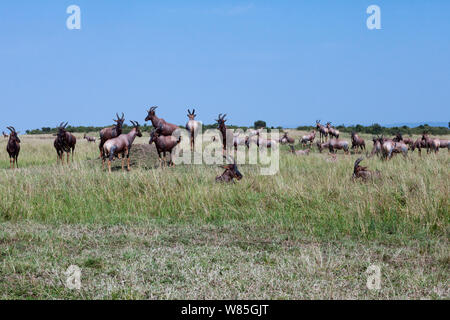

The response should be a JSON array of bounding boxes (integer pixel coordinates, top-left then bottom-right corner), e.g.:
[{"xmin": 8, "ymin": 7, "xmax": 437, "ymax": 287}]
[
  {"xmin": 26, "ymin": 122, "xmax": 449, "ymax": 136},
  {"xmin": 297, "ymin": 123, "xmax": 449, "ymax": 136}
]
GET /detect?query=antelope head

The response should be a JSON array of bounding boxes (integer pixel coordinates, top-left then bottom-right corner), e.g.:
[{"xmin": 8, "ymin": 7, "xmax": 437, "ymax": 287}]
[
  {"xmin": 316, "ymin": 120, "xmax": 321, "ymax": 129},
  {"xmin": 149, "ymin": 124, "xmax": 163, "ymax": 144},
  {"xmin": 187, "ymin": 108, "xmax": 197, "ymax": 120},
  {"xmin": 114, "ymin": 112, "xmax": 125, "ymax": 128},
  {"xmin": 216, "ymin": 113, "xmax": 227, "ymax": 128},
  {"xmin": 145, "ymin": 106, "xmax": 158, "ymax": 121},
  {"xmin": 130, "ymin": 120, "xmax": 143, "ymax": 137},
  {"xmin": 57, "ymin": 122, "xmax": 69, "ymax": 142},
  {"xmin": 7, "ymin": 126, "xmax": 20, "ymax": 143}
]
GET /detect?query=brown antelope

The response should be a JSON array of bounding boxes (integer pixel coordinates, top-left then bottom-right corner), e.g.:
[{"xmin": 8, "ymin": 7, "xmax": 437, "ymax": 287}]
[
  {"xmin": 317, "ymin": 138, "xmax": 349, "ymax": 154},
  {"xmin": 300, "ymin": 131, "xmax": 315, "ymax": 148},
  {"xmin": 421, "ymin": 134, "xmax": 440, "ymax": 154},
  {"xmin": 411, "ymin": 138, "xmax": 426, "ymax": 155},
  {"xmin": 377, "ymin": 136, "xmax": 408, "ymax": 159},
  {"xmin": 255, "ymin": 132, "xmax": 277, "ymax": 148},
  {"xmin": 216, "ymin": 113, "xmax": 228, "ymax": 155},
  {"xmin": 326, "ymin": 122, "xmax": 340, "ymax": 139},
  {"xmin": 215, "ymin": 157, "xmax": 243, "ymax": 183},
  {"xmin": 149, "ymin": 125, "xmax": 182, "ymax": 167},
  {"xmin": 233, "ymin": 132, "xmax": 246, "ymax": 151},
  {"xmin": 99, "ymin": 113, "xmax": 125, "ymax": 158},
  {"xmin": 84, "ymin": 134, "xmax": 96, "ymax": 143},
  {"xmin": 186, "ymin": 108, "xmax": 200, "ymax": 152},
  {"xmin": 316, "ymin": 120, "xmax": 328, "ymax": 142},
  {"xmin": 145, "ymin": 106, "xmax": 179, "ymax": 136},
  {"xmin": 54, "ymin": 122, "xmax": 77, "ymax": 164},
  {"xmin": 352, "ymin": 157, "xmax": 381, "ymax": 181},
  {"xmin": 6, "ymin": 127, "xmax": 20, "ymax": 169},
  {"xmin": 2, "ymin": 131, "xmax": 8, "ymax": 138},
  {"xmin": 103, "ymin": 121, "xmax": 142, "ymax": 172},
  {"xmin": 393, "ymin": 133, "xmax": 414, "ymax": 149},
  {"xmin": 437, "ymin": 139, "xmax": 449, "ymax": 151},
  {"xmin": 368, "ymin": 136, "xmax": 382, "ymax": 158},
  {"xmin": 351, "ymin": 132, "xmax": 365, "ymax": 153},
  {"xmin": 279, "ymin": 132, "xmax": 295, "ymax": 145},
  {"xmin": 245, "ymin": 134, "xmax": 259, "ymax": 148},
  {"xmin": 289, "ymin": 145, "xmax": 310, "ymax": 156}
]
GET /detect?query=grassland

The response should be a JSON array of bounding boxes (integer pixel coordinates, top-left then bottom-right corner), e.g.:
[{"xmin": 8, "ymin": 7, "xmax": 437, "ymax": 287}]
[{"xmin": 0, "ymin": 131, "xmax": 448, "ymax": 299}]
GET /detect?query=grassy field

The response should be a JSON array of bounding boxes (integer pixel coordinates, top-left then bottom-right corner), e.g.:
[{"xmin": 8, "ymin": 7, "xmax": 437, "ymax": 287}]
[{"xmin": 0, "ymin": 131, "xmax": 448, "ymax": 299}]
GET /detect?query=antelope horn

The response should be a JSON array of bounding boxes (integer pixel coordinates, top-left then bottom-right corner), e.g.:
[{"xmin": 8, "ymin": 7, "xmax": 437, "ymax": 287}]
[{"xmin": 192, "ymin": 109, "xmax": 195, "ymax": 115}]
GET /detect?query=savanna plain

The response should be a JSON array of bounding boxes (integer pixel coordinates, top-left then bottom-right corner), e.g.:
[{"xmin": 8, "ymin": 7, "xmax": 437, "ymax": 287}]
[{"xmin": 0, "ymin": 131, "xmax": 448, "ymax": 299}]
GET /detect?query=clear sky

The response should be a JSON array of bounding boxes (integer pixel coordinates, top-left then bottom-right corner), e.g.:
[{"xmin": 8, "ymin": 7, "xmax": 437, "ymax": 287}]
[{"xmin": 1, "ymin": 0, "xmax": 449, "ymax": 131}]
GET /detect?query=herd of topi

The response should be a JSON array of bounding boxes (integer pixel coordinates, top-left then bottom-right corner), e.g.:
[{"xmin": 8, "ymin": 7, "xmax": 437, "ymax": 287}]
[{"xmin": 3, "ymin": 109, "xmax": 449, "ymax": 183}]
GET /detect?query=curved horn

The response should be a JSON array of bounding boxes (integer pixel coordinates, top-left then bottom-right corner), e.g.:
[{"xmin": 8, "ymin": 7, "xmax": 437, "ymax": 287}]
[
  {"xmin": 354, "ymin": 157, "xmax": 364, "ymax": 173},
  {"xmin": 192, "ymin": 109, "xmax": 195, "ymax": 115}
]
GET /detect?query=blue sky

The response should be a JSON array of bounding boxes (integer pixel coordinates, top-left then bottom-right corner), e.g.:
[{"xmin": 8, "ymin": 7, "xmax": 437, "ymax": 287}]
[{"xmin": 0, "ymin": 0, "xmax": 449, "ymax": 131}]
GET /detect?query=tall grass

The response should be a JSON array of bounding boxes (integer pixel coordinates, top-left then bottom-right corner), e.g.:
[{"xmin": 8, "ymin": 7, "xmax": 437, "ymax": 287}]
[{"xmin": 0, "ymin": 132, "xmax": 448, "ymax": 243}]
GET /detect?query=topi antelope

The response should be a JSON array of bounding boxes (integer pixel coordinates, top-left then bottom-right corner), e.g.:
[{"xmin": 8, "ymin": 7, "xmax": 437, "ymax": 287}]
[
  {"xmin": 149, "ymin": 125, "xmax": 182, "ymax": 167},
  {"xmin": 279, "ymin": 132, "xmax": 295, "ymax": 145},
  {"xmin": 351, "ymin": 132, "xmax": 365, "ymax": 153},
  {"xmin": 316, "ymin": 120, "xmax": 328, "ymax": 142},
  {"xmin": 99, "ymin": 113, "xmax": 125, "ymax": 159},
  {"xmin": 300, "ymin": 131, "xmax": 316, "ymax": 148},
  {"xmin": 245, "ymin": 134, "xmax": 259, "ymax": 148},
  {"xmin": 368, "ymin": 136, "xmax": 382, "ymax": 158},
  {"xmin": 216, "ymin": 113, "xmax": 228, "ymax": 155},
  {"xmin": 2, "ymin": 131, "xmax": 8, "ymax": 138},
  {"xmin": 186, "ymin": 108, "xmax": 200, "ymax": 152},
  {"xmin": 289, "ymin": 145, "xmax": 310, "ymax": 156},
  {"xmin": 411, "ymin": 138, "xmax": 426, "ymax": 156},
  {"xmin": 233, "ymin": 132, "xmax": 246, "ymax": 151},
  {"xmin": 54, "ymin": 122, "xmax": 77, "ymax": 164},
  {"xmin": 255, "ymin": 132, "xmax": 277, "ymax": 149},
  {"xmin": 352, "ymin": 157, "xmax": 381, "ymax": 181},
  {"xmin": 377, "ymin": 136, "xmax": 408, "ymax": 159},
  {"xmin": 103, "ymin": 121, "xmax": 142, "ymax": 172},
  {"xmin": 326, "ymin": 122, "xmax": 340, "ymax": 139},
  {"xmin": 215, "ymin": 157, "xmax": 243, "ymax": 183},
  {"xmin": 437, "ymin": 139, "xmax": 450, "ymax": 151},
  {"xmin": 317, "ymin": 138, "xmax": 349, "ymax": 154},
  {"xmin": 84, "ymin": 134, "xmax": 96, "ymax": 143},
  {"xmin": 145, "ymin": 106, "xmax": 179, "ymax": 136},
  {"xmin": 6, "ymin": 127, "xmax": 20, "ymax": 169},
  {"xmin": 421, "ymin": 134, "xmax": 441, "ymax": 154},
  {"xmin": 393, "ymin": 133, "xmax": 414, "ymax": 149}
]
